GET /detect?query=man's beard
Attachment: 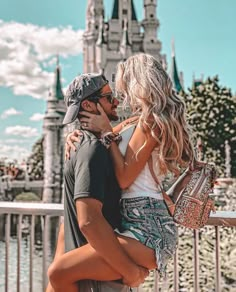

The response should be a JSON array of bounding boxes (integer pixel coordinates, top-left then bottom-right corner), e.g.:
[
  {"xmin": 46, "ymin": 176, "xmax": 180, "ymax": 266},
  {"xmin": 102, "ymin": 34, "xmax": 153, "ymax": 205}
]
[{"xmin": 107, "ymin": 112, "xmax": 119, "ymax": 121}]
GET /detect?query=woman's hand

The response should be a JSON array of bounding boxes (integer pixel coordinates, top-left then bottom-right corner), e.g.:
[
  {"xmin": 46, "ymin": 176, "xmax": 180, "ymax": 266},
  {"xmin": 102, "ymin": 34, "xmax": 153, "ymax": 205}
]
[
  {"xmin": 80, "ymin": 104, "xmax": 113, "ymax": 134},
  {"xmin": 65, "ymin": 130, "xmax": 82, "ymax": 160}
]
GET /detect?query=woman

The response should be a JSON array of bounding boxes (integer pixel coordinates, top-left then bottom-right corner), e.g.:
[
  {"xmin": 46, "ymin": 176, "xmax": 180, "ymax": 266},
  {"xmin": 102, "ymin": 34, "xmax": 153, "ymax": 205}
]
[{"xmin": 51, "ymin": 53, "xmax": 195, "ymax": 290}]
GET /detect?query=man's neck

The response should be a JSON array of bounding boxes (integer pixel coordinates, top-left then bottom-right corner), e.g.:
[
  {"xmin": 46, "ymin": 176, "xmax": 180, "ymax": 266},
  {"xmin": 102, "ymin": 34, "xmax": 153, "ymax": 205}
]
[
  {"xmin": 81, "ymin": 128, "xmax": 101, "ymax": 139},
  {"xmin": 93, "ymin": 131, "xmax": 101, "ymax": 139}
]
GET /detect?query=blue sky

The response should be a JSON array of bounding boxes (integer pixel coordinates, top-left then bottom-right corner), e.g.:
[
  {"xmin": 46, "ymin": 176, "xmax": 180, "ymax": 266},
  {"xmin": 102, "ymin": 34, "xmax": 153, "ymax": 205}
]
[{"xmin": 0, "ymin": 0, "xmax": 235, "ymax": 162}]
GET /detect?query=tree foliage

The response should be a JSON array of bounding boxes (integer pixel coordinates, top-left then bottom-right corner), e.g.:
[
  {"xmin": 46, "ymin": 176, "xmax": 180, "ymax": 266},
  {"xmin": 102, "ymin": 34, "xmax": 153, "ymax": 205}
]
[
  {"xmin": 27, "ymin": 137, "xmax": 44, "ymax": 180},
  {"xmin": 181, "ymin": 76, "xmax": 236, "ymax": 177}
]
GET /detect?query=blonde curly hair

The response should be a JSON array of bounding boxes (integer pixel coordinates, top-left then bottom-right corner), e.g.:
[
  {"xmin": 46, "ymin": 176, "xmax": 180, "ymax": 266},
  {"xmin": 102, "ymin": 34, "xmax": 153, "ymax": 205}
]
[{"xmin": 115, "ymin": 53, "xmax": 195, "ymax": 176}]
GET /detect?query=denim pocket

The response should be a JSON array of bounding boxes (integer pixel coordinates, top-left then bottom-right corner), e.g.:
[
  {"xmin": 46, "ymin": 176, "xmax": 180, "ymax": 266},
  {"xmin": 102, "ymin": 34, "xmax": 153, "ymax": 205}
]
[{"xmin": 121, "ymin": 205, "xmax": 146, "ymax": 224}]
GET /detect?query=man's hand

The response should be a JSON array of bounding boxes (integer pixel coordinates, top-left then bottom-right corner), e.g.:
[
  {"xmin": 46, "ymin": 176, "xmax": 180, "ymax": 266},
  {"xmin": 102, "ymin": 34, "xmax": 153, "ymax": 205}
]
[
  {"xmin": 123, "ymin": 266, "xmax": 149, "ymax": 287},
  {"xmin": 65, "ymin": 130, "xmax": 82, "ymax": 160}
]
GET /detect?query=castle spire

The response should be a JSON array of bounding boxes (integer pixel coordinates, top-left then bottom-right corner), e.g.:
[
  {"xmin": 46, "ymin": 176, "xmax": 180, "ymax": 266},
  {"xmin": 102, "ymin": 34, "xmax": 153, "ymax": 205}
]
[
  {"xmin": 171, "ymin": 38, "xmax": 175, "ymax": 58},
  {"xmin": 170, "ymin": 39, "xmax": 183, "ymax": 93},
  {"xmin": 131, "ymin": 0, "xmax": 137, "ymax": 21},
  {"xmin": 53, "ymin": 56, "xmax": 64, "ymax": 100},
  {"xmin": 111, "ymin": 0, "xmax": 119, "ymax": 19},
  {"xmin": 111, "ymin": 0, "xmax": 137, "ymax": 21}
]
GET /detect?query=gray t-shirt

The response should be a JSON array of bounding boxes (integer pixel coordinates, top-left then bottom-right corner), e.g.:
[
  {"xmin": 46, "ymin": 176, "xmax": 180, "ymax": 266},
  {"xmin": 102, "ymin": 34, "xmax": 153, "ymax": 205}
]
[{"xmin": 63, "ymin": 130, "xmax": 127, "ymax": 291}]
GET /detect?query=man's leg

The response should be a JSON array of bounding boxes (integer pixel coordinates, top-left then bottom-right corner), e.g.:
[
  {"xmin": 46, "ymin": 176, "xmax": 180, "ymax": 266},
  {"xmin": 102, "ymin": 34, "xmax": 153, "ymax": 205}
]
[
  {"xmin": 48, "ymin": 235, "xmax": 156, "ymax": 292},
  {"xmin": 46, "ymin": 222, "xmax": 64, "ymax": 292}
]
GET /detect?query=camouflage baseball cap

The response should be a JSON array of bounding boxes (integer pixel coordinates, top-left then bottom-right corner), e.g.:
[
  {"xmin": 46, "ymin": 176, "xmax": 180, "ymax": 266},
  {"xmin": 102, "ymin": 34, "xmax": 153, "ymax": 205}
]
[{"xmin": 62, "ymin": 73, "xmax": 108, "ymax": 125}]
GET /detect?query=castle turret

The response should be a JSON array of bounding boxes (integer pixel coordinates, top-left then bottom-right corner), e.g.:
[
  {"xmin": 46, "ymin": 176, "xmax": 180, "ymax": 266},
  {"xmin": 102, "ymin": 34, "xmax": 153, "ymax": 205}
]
[
  {"xmin": 42, "ymin": 58, "xmax": 66, "ymax": 203},
  {"xmin": 142, "ymin": 0, "xmax": 163, "ymax": 62},
  {"xmin": 83, "ymin": 0, "xmax": 104, "ymax": 73}
]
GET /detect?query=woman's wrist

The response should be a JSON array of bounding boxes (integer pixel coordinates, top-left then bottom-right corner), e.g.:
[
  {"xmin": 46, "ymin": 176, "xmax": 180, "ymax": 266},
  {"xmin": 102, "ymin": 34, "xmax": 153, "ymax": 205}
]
[{"xmin": 100, "ymin": 132, "xmax": 122, "ymax": 149}]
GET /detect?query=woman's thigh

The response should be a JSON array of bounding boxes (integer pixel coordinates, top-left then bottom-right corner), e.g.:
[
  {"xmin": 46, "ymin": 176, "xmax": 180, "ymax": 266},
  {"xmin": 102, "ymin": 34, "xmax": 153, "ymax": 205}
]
[
  {"xmin": 49, "ymin": 243, "xmax": 119, "ymax": 285},
  {"xmin": 116, "ymin": 234, "xmax": 157, "ymax": 269},
  {"xmin": 49, "ymin": 235, "xmax": 156, "ymax": 285}
]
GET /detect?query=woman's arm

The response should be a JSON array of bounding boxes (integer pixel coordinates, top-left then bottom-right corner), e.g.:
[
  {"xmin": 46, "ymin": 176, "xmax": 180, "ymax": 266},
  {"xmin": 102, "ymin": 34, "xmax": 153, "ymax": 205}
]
[
  {"xmin": 65, "ymin": 111, "xmax": 139, "ymax": 160},
  {"xmin": 79, "ymin": 105, "xmax": 157, "ymax": 189},
  {"xmin": 66, "ymin": 129, "xmax": 157, "ymax": 188}
]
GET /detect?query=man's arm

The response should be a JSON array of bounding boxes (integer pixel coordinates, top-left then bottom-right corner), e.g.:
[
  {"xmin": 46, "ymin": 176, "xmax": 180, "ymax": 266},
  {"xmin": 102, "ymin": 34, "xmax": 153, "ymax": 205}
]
[
  {"xmin": 46, "ymin": 222, "xmax": 64, "ymax": 292},
  {"xmin": 73, "ymin": 142, "xmax": 148, "ymax": 286},
  {"xmin": 76, "ymin": 198, "xmax": 147, "ymax": 287}
]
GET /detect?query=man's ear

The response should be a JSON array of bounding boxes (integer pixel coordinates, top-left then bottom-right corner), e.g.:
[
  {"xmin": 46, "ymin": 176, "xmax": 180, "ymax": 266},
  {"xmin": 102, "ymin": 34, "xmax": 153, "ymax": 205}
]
[{"xmin": 80, "ymin": 100, "xmax": 94, "ymax": 112}]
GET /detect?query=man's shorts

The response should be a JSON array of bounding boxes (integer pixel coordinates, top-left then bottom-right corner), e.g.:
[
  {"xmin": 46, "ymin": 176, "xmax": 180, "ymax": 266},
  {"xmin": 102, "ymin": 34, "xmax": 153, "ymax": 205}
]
[{"xmin": 116, "ymin": 196, "xmax": 178, "ymax": 276}]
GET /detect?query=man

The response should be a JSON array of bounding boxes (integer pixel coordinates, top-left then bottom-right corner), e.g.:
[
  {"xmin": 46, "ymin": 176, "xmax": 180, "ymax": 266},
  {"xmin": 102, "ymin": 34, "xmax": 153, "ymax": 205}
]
[{"xmin": 47, "ymin": 73, "xmax": 147, "ymax": 291}]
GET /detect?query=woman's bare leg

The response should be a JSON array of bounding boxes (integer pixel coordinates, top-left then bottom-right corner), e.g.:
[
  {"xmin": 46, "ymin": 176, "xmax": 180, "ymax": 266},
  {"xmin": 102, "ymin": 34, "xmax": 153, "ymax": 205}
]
[{"xmin": 48, "ymin": 235, "xmax": 157, "ymax": 292}]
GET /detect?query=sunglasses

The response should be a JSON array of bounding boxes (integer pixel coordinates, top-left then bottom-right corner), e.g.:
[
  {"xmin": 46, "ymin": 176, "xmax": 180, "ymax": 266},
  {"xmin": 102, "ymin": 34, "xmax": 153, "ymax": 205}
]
[
  {"xmin": 87, "ymin": 92, "xmax": 115, "ymax": 104},
  {"xmin": 98, "ymin": 92, "xmax": 115, "ymax": 104}
]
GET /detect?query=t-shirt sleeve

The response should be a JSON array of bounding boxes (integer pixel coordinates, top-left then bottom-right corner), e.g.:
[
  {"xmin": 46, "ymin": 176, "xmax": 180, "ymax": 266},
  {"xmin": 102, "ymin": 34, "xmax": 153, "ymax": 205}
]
[{"xmin": 73, "ymin": 142, "xmax": 108, "ymax": 203}]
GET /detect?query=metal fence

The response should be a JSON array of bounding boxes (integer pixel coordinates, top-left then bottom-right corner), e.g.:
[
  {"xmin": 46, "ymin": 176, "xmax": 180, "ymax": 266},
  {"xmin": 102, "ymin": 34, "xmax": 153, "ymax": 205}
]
[{"xmin": 0, "ymin": 202, "xmax": 235, "ymax": 292}]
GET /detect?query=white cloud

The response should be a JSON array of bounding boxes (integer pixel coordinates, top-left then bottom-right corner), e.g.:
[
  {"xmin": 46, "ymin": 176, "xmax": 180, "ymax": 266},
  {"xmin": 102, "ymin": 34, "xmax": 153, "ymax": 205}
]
[
  {"xmin": 5, "ymin": 126, "xmax": 39, "ymax": 138},
  {"xmin": 0, "ymin": 139, "xmax": 29, "ymax": 144},
  {"xmin": 30, "ymin": 113, "xmax": 44, "ymax": 121},
  {"xmin": 0, "ymin": 20, "xmax": 84, "ymax": 99},
  {"xmin": 1, "ymin": 107, "xmax": 22, "ymax": 119},
  {"xmin": 0, "ymin": 138, "xmax": 36, "ymax": 162},
  {"xmin": 0, "ymin": 144, "xmax": 30, "ymax": 162}
]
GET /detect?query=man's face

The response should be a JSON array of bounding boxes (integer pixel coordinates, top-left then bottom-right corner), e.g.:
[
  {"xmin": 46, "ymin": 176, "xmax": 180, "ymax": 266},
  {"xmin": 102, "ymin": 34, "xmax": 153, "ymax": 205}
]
[{"xmin": 92, "ymin": 84, "xmax": 119, "ymax": 121}]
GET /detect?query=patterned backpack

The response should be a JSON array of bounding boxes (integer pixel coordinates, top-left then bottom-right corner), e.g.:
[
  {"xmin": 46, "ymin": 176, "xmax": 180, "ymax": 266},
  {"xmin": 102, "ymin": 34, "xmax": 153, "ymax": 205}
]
[{"xmin": 148, "ymin": 158, "xmax": 217, "ymax": 229}]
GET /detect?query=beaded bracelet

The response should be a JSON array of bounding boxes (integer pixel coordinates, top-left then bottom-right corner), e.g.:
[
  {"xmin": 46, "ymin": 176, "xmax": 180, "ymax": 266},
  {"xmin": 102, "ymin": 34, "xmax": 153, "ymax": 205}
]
[{"xmin": 100, "ymin": 132, "xmax": 122, "ymax": 149}]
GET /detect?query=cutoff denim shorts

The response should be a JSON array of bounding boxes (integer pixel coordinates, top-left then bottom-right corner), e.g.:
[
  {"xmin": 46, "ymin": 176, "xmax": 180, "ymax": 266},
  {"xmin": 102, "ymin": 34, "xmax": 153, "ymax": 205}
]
[{"xmin": 116, "ymin": 196, "xmax": 178, "ymax": 275}]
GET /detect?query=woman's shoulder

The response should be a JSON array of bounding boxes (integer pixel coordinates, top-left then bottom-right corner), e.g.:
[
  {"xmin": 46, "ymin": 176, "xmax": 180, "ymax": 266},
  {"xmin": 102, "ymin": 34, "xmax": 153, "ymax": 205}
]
[{"xmin": 113, "ymin": 116, "xmax": 139, "ymax": 133}]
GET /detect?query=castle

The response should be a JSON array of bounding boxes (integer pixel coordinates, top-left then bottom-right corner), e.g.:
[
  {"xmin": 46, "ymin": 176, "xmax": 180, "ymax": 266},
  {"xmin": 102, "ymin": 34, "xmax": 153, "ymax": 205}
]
[{"xmin": 42, "ymin": 0, "xmax": 183, "ymax": 203}]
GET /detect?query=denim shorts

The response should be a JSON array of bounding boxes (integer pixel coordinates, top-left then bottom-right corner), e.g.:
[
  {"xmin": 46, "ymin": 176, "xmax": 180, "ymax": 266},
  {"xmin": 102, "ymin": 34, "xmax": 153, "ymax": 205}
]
[{"xmin": 116, "ymin": 196, "xmax": 178, "ymax": 275}]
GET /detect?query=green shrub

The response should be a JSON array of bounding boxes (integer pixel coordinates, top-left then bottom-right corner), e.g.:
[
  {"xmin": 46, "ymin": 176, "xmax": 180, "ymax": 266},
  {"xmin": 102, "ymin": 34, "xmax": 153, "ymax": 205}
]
[{"xmin": 14, "ymin": 192, "xmax": 41, "ymax": 202}]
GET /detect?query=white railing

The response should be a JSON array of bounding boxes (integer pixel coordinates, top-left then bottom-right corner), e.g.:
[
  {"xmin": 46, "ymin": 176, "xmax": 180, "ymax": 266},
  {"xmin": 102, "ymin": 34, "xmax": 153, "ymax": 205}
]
[{"xmin": 0, "ymin": 202, "xmax": 235, "ymax": 292}]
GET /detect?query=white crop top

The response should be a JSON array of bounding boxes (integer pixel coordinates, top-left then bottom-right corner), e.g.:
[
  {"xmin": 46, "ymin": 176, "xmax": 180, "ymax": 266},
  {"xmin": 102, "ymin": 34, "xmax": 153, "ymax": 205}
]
[{"xmin": 118, "ymin": 124, "xmax": 163, "ymax": 200}]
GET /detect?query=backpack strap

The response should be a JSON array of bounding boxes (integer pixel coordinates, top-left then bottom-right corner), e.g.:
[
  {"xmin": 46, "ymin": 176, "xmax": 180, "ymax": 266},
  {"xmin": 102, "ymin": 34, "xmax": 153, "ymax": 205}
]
[{"xmin": 148, "ymin": 156, "xmax": 175, "ymax": 216}]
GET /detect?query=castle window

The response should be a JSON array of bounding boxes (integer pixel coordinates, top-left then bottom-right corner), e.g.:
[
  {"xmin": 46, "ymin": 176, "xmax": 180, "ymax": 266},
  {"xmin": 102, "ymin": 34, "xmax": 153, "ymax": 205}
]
[
  {"xmin": 151, "ymin": 39, "xmax": 154, "ymax": 43},
  {"xmin": 150, "ymin": 14, "xmax": 154, "ymax": 18},
  {"xmin": 112, "ymin": 73, "xmax": 116, "ymax": 82},
  {"xmin": 95, "ymin": 25, "xmax": 99, "ymax": 29},
  {"xmin": 122, "ymin": 9, "xmax": 128, "ymax": 15}
]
